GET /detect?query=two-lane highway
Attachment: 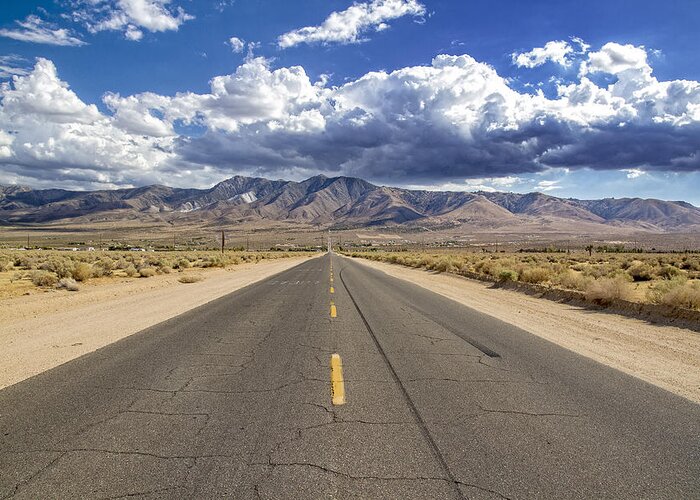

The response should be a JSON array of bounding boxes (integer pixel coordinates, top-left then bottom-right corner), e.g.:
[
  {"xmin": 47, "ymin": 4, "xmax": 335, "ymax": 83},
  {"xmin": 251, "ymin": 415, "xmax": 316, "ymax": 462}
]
[{"xmin": 1, "ymin": 253, "xmax": 699, "ymax": 498}]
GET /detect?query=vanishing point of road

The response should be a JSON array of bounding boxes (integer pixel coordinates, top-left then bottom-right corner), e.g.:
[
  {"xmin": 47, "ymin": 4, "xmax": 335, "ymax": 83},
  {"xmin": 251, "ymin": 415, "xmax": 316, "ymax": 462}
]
[{"xmin": 1, "ymin": 254, "xmax": 699, "ymax": 498}]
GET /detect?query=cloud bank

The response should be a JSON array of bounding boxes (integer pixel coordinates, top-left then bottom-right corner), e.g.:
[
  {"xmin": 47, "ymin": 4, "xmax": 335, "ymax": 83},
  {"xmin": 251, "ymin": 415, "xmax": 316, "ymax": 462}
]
[{"xmin": 1, "ymin": 41, "xmax": 700, "ymax": 190}]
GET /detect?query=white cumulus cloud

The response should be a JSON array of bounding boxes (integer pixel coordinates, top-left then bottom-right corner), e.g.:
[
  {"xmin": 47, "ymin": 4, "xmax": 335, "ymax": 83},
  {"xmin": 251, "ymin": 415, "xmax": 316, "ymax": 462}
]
[
  {"xmin": 277, "ymin": 0, "xmax": 425, "ymax": 48},
  {"xmin": 512, "ymin": 40, "xmax": 574, "ymax": 68},
  {"xmin": 580, "ymin": 42, "xmax": 650, "ymax": 76},
  {"xmin": 228, "ymin": 36, "xmax": 245, "ymax": 53},
  {"xmin": 75, "ymin": 0, "xmax": 194, "ymax": 41}
]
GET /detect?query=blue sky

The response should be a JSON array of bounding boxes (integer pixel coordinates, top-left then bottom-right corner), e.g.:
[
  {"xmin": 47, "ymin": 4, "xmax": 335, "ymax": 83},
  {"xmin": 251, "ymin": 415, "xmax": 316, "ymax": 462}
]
[{"xmin": 1, "ymin": 0, "xmax": 700, "ymax": 204}]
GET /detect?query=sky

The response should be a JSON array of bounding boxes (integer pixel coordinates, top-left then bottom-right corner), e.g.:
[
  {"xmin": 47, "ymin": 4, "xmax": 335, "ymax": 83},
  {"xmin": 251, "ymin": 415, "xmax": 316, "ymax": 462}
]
[{"xmin": 1, "ymin": 0, "xmax": 700, "ymax": 204}]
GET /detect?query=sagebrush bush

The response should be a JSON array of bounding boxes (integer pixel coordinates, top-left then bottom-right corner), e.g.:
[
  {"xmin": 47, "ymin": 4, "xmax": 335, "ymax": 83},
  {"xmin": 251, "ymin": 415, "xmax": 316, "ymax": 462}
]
[
  {"xmin": 648, "ymin": 278, "xmax": 700, "ymax": 310},
  {"xmin": 71, "ymin": 262, "xmax": 93, "ymax": 282},
  {"xmin": 554, "ymin": 270, "xmax": 590, "ymax": 291},
  {"xmin": 518, "ymin": 266, "xmax": 553, "ymax": 284},
  {"xmin": 0, "ymin": 260, "xmax": 12, "ymax": 272},
  {"xmin": 30, "ymin": 270, "xmax": 58, "ymax": 287},
  {"xmin": 627, "ymin": 261, "xmax": 654, "ymax": 282},
  {"xmin": 585, "ymin": 276, "xmax": 633, "ymax": 304},
  {"xmin": 498, "ymin": 269, "xmax": 518, "ymax": 282},
  {"xmin": 138, "ymin": 267, "xmax": 157, "ymax": 278},
  {"xmin": 655, "ymin": 265, "xmax": 683, "ymax": 280},
  {"xmin": 124, "ymin": 264, "xmax": 138, "ymax": 277},
  {"xmin": 175, "ymin": 258, "xmax": 191, "ymax": 269}
]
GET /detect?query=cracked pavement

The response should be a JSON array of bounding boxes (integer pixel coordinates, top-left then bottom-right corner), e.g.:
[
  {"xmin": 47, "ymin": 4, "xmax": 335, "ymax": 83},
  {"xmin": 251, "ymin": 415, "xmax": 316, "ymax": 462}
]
[{"xmin": 1, "ymin": 254, "xmax": 699, "ymax": 498}]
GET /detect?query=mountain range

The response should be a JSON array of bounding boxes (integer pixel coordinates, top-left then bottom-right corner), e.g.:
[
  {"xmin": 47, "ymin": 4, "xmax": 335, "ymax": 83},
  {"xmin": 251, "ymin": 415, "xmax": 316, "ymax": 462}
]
[{"xmin": 1, "ymin": 175, "xmax": 699, "ymax": 232}]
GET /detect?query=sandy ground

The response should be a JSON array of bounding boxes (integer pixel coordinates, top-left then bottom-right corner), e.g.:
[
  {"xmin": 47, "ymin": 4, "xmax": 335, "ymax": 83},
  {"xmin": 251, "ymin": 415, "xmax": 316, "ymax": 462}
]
[
  {"xmin": 0, "ymin": 256, "xmax": 316, "ymax": 389},
  {"xmin": 356, "ymin": 259, "xmax": 700, "ymax": 404}
]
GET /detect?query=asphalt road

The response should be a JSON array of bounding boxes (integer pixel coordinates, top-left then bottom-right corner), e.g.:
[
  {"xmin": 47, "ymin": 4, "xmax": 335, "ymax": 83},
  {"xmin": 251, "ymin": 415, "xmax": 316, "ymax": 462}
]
[{"xmin": 1, "ymin": 253, "xmax": 699, "ymax": 499}]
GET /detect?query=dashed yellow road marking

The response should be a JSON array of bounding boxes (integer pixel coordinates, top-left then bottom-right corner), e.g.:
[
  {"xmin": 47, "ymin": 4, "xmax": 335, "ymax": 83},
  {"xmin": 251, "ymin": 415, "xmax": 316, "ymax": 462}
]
[
  {"xmin": 330, "ymin": 302, "xmax": 337, "ymax": 318},
  {"xmin": 330, "ymin": 286, "xmax": 334, "ymax": 294},
  {"xmin": 330, "ymin": 353, "xmax": 346, "ymax": 405}
]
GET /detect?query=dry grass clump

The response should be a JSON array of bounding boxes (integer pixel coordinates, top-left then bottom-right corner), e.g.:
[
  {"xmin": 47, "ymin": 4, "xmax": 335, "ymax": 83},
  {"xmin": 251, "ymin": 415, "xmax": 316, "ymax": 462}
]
[
  {"xmin": 178, "ymin": 274, "xmax": 204, "ymax": 284},
  {"xmin": 0, "ymin": 260, "xmax": 12, "ymax": 272},
  {"xmin": 57, "ymin": 277, "xmax": 80, "ymax": 291}
]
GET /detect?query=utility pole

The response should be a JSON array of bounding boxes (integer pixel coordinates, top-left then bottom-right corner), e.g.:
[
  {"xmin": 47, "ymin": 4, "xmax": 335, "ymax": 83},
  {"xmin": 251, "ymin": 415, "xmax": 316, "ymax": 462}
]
[
  {"xmin": 246, "ymin": 235, "xmax": 250, "ymax": 252},
  {"xmin": 221, "ymin": 230, "xmax": 225, "ymax": 254}
]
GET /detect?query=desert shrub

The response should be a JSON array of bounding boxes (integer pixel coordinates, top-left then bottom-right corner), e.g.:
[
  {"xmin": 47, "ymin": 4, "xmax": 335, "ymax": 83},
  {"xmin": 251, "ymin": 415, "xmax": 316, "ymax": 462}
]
[
  {"xmin": 71, "ymin": 262, "xmax": 93, "ymax": 282},
  {"xmin": 679, "ymin": 257, "xmax": 700, "ymax": 272},
  {"xmin": 585, "ymin": 276, "xmax": 633, "ymax": 305},
  {"xmin": 656, "ymin": 282, "xmax": 700, "ymax": 310},
  {"xmin": 554, "ymin": 270, "xmax": 590, "ymax": 291},
  {"xmin": 57, "ymin": 277, "xmax": 80, "ymax": 291},
  {"xmin": 655, "ymin": 265, "xmax": 683, "ymax": 280},
  {"xmin": 498, "ymin": 269, "xmax": 518, "ymax": 282},
  {"xmin": 39, "ymin": 257, "xmax": 74, "ymax": 278},
  {"xmin": 518, "ymin": 266, "xmax": 553, "ymax": 284},
  {"xmin": 0, "ymin": 260, "xmax": 12, "ymax": 272},
  {"xmin": 16, "ymin": 256, "xmax": 38, "ymax": 269},
  {"xmin": 648, "ymin": 278, "xmax": 700, "ymax": 310},
  {"xmin": 431, "ymin": 257, "xmax": 458, "ymax": 273},
  {"xmin": 30, "ymin": 270, "xmax": 58, "ymax": 287},
  {"xmin": 92, "ymin": 258, "xmax": 114, "ymax": 277},
  {"xmin": 178, "ymin": 274, "xmax": 203, "ymax": 284},
  {"xmin": 158, "ymin": 265, "xmax": 173, "ymax": 274},
  {"xmin": 175, "ymin": 258, "xmax": 191, "ymax": 269},
  {"xmin": 138, "ymin": 266, "xmax": 157, "ymax": 278},
  {"xmin": 115, "ymin": 258, "xmax": 130, "ymax": 270},
  {"xmin": 124, "ymin": 264, "xmax": 138, "ymax": 277},
  {"xmin": 201, "ymin": 255, "xmax": 226, "ymax": 268},
  {"xmin": 627, "ymin": 261, "xmax": 654, "ymax": 282}
]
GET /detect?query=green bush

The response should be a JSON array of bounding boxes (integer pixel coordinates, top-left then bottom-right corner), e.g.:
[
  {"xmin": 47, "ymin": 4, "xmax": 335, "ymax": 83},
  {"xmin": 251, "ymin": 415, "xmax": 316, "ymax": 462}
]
[{"xmin": 498, "ymin": 269, "xmax": 518, "ymax": 282}]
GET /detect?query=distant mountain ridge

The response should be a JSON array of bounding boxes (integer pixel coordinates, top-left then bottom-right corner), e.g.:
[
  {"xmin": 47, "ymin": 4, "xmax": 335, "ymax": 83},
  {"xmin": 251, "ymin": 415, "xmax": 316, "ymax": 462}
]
[{"xmin": 1, "ymin": 175, "xmax": 699, "ymax": 232}]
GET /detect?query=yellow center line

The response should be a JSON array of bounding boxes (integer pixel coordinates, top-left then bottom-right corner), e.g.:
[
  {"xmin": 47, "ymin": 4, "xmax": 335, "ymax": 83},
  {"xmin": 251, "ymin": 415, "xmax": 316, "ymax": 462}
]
[
  {"xmin": 330, "ymin": 286, "xmax": 334, "ymax": 294},
  {"xmin": 330, "ymin": 302, "xmax": 337, "ymax": 318},
  {"xmin": 330, "ymin": 353, "xmax": 346, "ymax": 405}
]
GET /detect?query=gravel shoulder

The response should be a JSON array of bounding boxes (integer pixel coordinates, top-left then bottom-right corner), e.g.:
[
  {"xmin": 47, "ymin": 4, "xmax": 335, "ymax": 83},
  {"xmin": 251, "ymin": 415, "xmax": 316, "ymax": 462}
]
[
  {"xmin": 0, "ymin": 255, "xmax": 316, "ymax": 389},
  {"xmin": 355, "ymin": 258, "xmax": 700, "ymax": 404}
]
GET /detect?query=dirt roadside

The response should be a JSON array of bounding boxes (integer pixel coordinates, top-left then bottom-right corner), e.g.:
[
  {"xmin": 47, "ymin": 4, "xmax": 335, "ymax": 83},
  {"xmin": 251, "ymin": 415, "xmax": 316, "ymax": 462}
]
[
  {"xmin": 354, "ymin": 258, "xmax": 700, "ymax": 404},
  {"xmin": 0, "ymin": 255, "xmax": 316, "ymax": 389}
]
